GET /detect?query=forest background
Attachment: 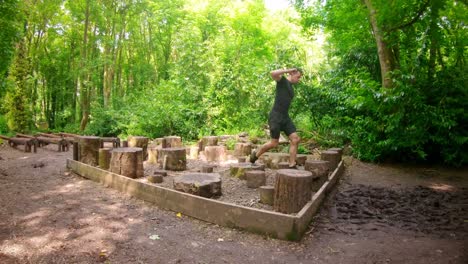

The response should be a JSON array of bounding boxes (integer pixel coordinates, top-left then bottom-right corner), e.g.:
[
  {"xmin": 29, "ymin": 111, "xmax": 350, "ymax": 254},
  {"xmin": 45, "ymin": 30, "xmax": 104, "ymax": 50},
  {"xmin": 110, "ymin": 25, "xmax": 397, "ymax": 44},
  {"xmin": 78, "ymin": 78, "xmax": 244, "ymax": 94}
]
[{"xmin": 0, "ymin": 0, "xmax": 466, "ymax": 166}]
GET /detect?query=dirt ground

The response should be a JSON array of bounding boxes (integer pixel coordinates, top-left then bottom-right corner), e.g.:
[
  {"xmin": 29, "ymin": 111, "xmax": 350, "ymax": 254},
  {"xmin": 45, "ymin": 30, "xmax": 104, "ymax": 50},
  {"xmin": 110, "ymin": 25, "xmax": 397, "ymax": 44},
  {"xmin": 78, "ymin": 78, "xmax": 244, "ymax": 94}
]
[{"xmin": 0, "ymin": 143, "xmax": 467, "ymax": 264}]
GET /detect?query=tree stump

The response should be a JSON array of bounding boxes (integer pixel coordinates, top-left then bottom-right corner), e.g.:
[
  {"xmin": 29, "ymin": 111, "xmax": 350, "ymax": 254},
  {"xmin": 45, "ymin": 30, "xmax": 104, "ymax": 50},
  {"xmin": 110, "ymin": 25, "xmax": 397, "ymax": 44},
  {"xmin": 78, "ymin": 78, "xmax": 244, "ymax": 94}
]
[
  {"xmin": 234, "ymin": 143, "xmax": 252, "ymax": 157},
  {"xmin": 296, "ymin": 154, "xmax": 308, "ymax": 166},
  {"xmin": 153, "ymin": 169, "xmax": 168, "ymax": 176},
  {"xmin": 230, "ymin": 163, "xmax": 265, "ymax": 180},
  {"xmin": 261, "ymin": 153, "xmax": 290, "ymax": 169},
  {"xmin": 305, "ymin": 160, "xmax": 330, "ymax": 191},
  {"xmin": 122, "ymin": 140, "xmax": 128, "ymax": 147},
  {"xmin": 238, "ymin": 157, "xmax": 246, "ymax": 163},
  {"xmin": 274, "ymin": 169, "xmax": 314, "ymax": 214},
  {"xmin": 204, "ymin": 146, "xmax": 227, "ymax": 162},
  {"xmin": 128, "ymin": 136, "xmax": 149, "ymax": 160},
  {"xmin": 163, "ymin": 136, "xmax": 182, "ymax": 148},
  {"xmin": 76, "ymin": 136, "xmax": 101, "ymax": 166},
  {"xmin": 110, "ymin": 147, "xmax": 144, "ymax": 178},
  {"xmin": 147, "ymin": 146, "xmax": 160, "ymax": 164},
  {"xmin": 188, "ymin": 145, "xmax": 199, "ymax": 159},
  {"xmin": 148, "ymin": 175, "xmax": 164, "ymax": 183},
  {"xmin": 173, "ymin": 173, "xmax": 222, "ymax": 198},
  {"xmin": 320, "ymin": 150, "xmax": 341, "ymax": 171},
  {"xmin": 201, "ymin": 165, "xmax": 215, "ymax": 173},
  {"xmin": 98, "ymin": 148, "xmax": 112, "ymax": 170},
  {"xmin": 198, "ymin": 136, "xmax": 218, "ymax": 152},
  {"xmin": 246, "ymin": 170, "xmax": 266, "ymax": 188},
  {"xmin": 259, "ymin": 186, "xmax": 274, "ymax": 205},
  {"xmin": 327, "ymin": 147, "xmax": 343, "ymax": 156},
  {"xmin": 158, "ymin": 147, "xmax": 186, "ymax": 171},
  {"xmin": 73, "ymin": 141, "xmax": 79, "ymax": 161},
  {"xmin": 278, "ymin": 162, "xmax": 290, "ymax": 169}
]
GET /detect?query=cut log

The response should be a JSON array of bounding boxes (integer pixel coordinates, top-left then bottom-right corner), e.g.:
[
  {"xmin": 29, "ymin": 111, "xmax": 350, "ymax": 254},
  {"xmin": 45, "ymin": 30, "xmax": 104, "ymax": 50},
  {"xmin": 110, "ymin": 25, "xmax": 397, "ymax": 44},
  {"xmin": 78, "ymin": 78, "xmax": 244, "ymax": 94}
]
[
  {"xmin": 198, "ymin": 136, "xmax": 218, "ymax": 153},
  {"xmin": 305, "ymin": 160, "xmax": 330, "ymax": 191},
  {"xmin": 173, "ymin": 173, "xmax": 221, "ymax": 198},
  {"xmin": 234, "ymin": 143, "xmax": 252, "ymax": 157},
  {"xmin": 259, "ymin": 186, "xmax": 274, "ymax": 205},
  {"xmin": 274, "ymin": 169, "xmax": 314, "ymax": 214},
  {"xmin": 188, "ymin": 145, "xmax": 199, "ymax": 159},
  {"xmin": 238, "ymin": 157, "xmax": 246, "ymax": 163},
  {"xmin": 320, "ymin": 150, "xmax": 341, "ymax": 171},
  {"xmin": 230, "ymin": 163, "xmax": 265, "ymax": 180},
  {"xmin": 147, "ymin": 146, "xmax": 160, "ymax": 164},
  {"xmin": 98, "ymin": 148, "xmax": 112, "ymax": 170},
  {"xmin": 153, "ymin": 170, "xmax": 168, "ymax": 176},
  {"xmin": 246, "ymin": 170, "xmax": 266, "ymax": 188},
  {"xmin": 327, "ymin": 147, "xmax": 343, "ymax": 156},
  {"xmin": 101, "ymin": 137, "xmax": 120, "ymax": 148},
  {"xmin": 201, "ymin": 165, "xmax": 214, "ymax": 173},
  {"xmin": 278, "ymin": 162, "xmax": 290, "ymax": 169},
  {"xmin": 36, "ymin": 136, "xmax": 68, "ymax": 151},
  {"xmin": 73, "ymin": 142, "xmax": 79, "ymax": 160},
  {"xmin": 110, "ymin": 147, "xmax": 144, "ymax": 178},
  {"xmin": 148, "ymin": 175, "xmax": 164, "ymax": 183},
  {"xmin": 76, "ymin": 136, "xmax": 101, "ymax": 166},
  {"xmin": 158, "ymin": 147, "xmax": 186, "ymax": 171},
  {"xmin": 2, "ymin": 136, "xmax": 36, "ymax": 153},
  {"xmin": 163, "ymin": 136, "xmax": 182, "ymax": 148},
  {"xmin": 260, "ymin": 153, "xmax": 289, "ymax": 169},
  {"xmin": 128, "ymin": 136, "xmax": 149, "ymax": 160},
  {"xmin": 204, "ymin": 146, "xmax": 227, "ymax": 162},
  {"xmin": 296, "ymin": 154, "xmax": 307, "ymax": 166}
]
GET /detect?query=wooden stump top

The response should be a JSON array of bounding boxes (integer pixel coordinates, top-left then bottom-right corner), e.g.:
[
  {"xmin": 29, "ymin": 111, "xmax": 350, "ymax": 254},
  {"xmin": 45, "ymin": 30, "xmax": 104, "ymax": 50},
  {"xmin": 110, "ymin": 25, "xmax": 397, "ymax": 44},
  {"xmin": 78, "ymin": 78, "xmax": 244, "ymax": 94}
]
[
  {"xmin": 76, "ymin": 136, "xmax": 101, "ymax": 140},
  {"xmin": 276, "ymin": 169, "xmax": 314, "ymax": 179},
  {"xmin": 174, "ymin": 173, "xmax": 221, "ymax": 185},
  {"xmin": 111, "ymin": 147, "xmax": 143, "ymax": 153},
  {"xmin": 173, "ymin": 173, "xmax": 222, "ymax": 197}
]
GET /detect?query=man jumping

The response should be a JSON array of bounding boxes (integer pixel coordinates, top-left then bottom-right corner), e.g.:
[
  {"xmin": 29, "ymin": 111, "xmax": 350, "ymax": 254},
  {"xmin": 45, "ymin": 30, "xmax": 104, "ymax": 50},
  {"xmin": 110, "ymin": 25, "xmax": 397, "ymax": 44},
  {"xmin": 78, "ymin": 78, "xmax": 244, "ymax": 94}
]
[{"xmin": 250, "ymin": 67, "xmax": 303, "ymax": 169}]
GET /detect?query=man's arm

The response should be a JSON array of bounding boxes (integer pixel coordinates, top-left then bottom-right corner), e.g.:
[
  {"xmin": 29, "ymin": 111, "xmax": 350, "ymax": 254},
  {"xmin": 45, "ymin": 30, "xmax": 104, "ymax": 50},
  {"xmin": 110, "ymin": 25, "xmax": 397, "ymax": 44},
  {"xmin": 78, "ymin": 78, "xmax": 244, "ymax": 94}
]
[{"xmin": 270, "ymin": 68, "xmax": 298, "ymax": 81}]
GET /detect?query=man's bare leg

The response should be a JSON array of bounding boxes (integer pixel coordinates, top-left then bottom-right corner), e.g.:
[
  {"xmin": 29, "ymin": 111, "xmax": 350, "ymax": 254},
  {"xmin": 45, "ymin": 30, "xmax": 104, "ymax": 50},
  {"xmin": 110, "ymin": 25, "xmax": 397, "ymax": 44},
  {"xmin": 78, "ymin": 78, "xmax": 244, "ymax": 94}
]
[
  {"xmin": 250, "ymin": 138, "xmax": 279, "ymax": 163},
  {"xmin": 288, "ymin": 132, "xmax": 300, "ymax": 167}
]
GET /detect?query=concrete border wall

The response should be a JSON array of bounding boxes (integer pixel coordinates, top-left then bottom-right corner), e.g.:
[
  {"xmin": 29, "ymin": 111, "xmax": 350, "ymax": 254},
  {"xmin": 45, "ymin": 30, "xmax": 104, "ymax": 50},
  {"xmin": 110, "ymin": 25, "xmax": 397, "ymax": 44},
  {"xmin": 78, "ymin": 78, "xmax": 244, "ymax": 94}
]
[{"xmin": 67, "ymin": 159, "xmax": 344, "ymax": 240}]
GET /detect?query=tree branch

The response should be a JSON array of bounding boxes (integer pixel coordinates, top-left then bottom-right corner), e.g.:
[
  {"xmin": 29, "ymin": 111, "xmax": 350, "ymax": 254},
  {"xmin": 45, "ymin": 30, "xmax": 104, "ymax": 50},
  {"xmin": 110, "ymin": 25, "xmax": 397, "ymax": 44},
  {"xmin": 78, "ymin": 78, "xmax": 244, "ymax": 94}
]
[{"xmin": 387, "ymin": 0, "xmax": 430, "ymax": 32}]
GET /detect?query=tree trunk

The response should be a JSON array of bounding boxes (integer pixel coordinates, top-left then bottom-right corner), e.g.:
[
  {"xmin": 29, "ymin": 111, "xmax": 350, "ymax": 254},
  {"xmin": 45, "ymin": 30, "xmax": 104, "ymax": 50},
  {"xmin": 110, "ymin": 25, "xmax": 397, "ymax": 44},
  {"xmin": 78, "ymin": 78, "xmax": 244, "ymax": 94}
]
[
  {"xmin": 363, "ymin": 0, "xmax": 397, "ymax": 88},
  {"xmin": 274, "ymin": 169, "xmax": 314, "ymax": 214}
]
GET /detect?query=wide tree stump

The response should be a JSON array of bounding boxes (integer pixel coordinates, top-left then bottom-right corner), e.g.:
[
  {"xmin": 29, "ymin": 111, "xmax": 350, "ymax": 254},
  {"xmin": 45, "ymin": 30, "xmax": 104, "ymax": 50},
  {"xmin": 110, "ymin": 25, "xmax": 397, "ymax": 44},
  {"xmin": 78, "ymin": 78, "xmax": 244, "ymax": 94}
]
[
  {"xmin": 98, "ymin": 148, "xmax": 112, "ymax": 170},
  {"xmin": 128, "ymin": 136, "xmax": 149, "ymax": 160},
  {"xmin": 173, "ymin": 173, "xmax": 222, "ymax": 198},
  {"xmin": 110, "ymin": 147, "xmax": 144, "ymax": 178},
  {"xmin": 327, "ymin": 147, "xmax": 343, "ymax": 156},
  {"xmin": 204, "ymin": 146, "xmax": 227, "ymax": 162},
  {"xmin": 246, "ymin": 170, "xmax": 266, "ymax": 188},
  {"xmin": 198, "ymin": 136, "xmax": 218, "ymax": 152},
  {"xmin": 163, "ymin": 136, "xmax": 182, "ymax": 148},
  {"xmin": 234, "ymin": 143, "xmax": 252, "ymax": 157},
  {"xmin": 278, "ymin": 162, "xmax": 290, "ymax": 169},
  {"xmin": 320, "ymin": 150, "xmax": 341, "ymax": 171},
  {"xmin": 259, "ymin": 186, "xmax": 274, "ymax": 205},
  {"xmin": 274, "ymin": 169, "xmax": 314, "ymax": 214},
  {"xmin": 305, "ymin": 160, "xmax": 330, "ymax": 191},
  {"xmin": 147, "ymin": 146, "xmax": 160, "ymax": 164},
  {"xmin": 158, "ymin": 147, "xmax": 186, "ymax": 171},
  {"xmin": 76, "ymin": 136, "xmax": 101, "ymax": 166},
  {"xmin": 230, "ymin": 163, "xmax": 265, "ymax": 180}
]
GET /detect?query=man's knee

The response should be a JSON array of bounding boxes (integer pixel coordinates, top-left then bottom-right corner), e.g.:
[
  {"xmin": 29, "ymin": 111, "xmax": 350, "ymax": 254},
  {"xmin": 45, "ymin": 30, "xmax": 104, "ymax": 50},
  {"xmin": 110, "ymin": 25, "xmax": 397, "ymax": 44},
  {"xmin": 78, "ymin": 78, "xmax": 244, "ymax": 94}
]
[
  {"xmin": 290, "ymin": 134, "xmax": 300, "ymax": 145},
  {"xmin": 269, "ymin": 140, "xmax": 279, "ymax": 148}
]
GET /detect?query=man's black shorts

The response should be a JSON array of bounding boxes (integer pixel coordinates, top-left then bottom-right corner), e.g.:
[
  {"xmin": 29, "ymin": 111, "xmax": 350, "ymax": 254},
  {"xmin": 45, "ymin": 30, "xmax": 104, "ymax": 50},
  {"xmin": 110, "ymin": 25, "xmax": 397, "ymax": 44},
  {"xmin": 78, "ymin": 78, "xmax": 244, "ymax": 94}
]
[{"xmin": 268, "ymin": 111, "xmax": 296, "ymax": 139}]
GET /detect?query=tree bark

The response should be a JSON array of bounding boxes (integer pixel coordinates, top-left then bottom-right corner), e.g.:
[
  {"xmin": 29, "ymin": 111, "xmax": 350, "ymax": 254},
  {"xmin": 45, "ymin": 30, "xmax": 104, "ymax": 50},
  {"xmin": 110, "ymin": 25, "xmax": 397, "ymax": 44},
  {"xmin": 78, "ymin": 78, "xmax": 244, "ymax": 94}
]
[{"xmin": 363, "ymin": 0, "xmax": 397, "ymax": 88}]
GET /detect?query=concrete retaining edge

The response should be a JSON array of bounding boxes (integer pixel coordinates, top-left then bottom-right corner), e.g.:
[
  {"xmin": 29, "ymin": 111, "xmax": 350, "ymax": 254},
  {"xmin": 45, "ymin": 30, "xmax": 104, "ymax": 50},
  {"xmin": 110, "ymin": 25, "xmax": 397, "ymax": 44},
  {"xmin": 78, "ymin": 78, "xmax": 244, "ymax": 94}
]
[{"xmin": 67, "ymin": 159, "xmax": 344, "ymax": 240}]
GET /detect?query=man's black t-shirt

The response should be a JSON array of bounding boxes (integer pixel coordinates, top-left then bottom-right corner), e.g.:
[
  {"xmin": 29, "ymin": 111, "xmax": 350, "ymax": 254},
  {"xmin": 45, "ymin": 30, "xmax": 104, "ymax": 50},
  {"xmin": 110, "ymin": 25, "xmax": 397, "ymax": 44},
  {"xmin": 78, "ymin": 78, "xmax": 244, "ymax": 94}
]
[{"xmin": 271, "ymin": 76, "xmax": 294, "ymax": 115}]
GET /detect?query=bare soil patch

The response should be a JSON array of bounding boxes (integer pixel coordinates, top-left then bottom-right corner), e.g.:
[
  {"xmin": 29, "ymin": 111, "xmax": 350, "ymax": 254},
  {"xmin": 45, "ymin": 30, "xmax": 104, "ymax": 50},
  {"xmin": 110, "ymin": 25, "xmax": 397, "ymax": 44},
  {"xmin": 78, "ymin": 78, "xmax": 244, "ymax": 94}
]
[{"xmin": 1, "ymin": 144, "xmax": 467, "ymax": 263}]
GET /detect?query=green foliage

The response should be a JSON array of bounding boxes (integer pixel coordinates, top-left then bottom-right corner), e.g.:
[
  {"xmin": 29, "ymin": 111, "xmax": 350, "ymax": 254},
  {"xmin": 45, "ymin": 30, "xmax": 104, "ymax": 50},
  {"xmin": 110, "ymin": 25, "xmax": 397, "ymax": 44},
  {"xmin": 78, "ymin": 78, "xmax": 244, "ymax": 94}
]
[
  {"xmin": 0, "ymin": 115, "xmax": 8, "ymax": 134},
  {"xmin": 4, "ymin": 87, "xmax": 32, "ymax": 133}
]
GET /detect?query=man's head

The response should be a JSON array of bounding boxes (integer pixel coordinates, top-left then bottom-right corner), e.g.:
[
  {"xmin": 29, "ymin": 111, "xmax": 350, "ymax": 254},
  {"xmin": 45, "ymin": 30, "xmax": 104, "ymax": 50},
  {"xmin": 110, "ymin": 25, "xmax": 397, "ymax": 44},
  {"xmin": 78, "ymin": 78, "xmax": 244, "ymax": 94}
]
[{"xmin": 287, "ymin": 68, "xmax": 302, "ymax": 84}]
